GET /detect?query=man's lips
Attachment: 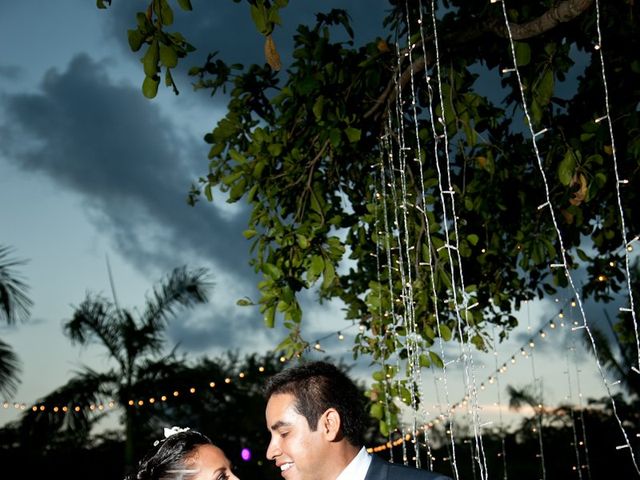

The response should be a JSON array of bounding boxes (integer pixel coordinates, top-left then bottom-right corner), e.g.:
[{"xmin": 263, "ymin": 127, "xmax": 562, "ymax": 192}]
[{"xmin": 279, "ymin": 462, "xmax": 294, "ymax": 473}]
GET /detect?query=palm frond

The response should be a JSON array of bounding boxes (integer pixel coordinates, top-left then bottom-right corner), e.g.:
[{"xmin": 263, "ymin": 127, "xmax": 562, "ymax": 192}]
[
  {"xmin": 63, "ymin": 293, "xmax": 126, "ymax": 368},
  {"xmin": 142, "ymin": 266, "xmax": 212, "ymax": 332},
  {"xmin": 120, "ymin": 309, "xmax": 164, "ymax": 369},
  {"xmin": 0, "ymin": 339, "xmax": 21, "ymax": 397},
  {"xmin": 0, "ymin": 245, "xmax": 32, "ymax": 325},
  {"xmin": 18, "ymin": 367, "xmax": 118, "ymax": 446},
  {"xmin": 507, "ymin": 384, "xmax": 541, "ymax": 411}
]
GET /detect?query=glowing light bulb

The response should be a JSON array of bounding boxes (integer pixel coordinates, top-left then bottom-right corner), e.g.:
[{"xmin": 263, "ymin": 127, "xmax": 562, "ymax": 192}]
[{"xmin": 241, "ymin": 448, "xmax": 252, "ymax": 461}]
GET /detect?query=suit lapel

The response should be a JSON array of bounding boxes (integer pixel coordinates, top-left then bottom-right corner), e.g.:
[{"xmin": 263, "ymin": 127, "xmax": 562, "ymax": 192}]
[{"xmin": 364, "ymin": 454, "xmax": 390, "ymax": 480}]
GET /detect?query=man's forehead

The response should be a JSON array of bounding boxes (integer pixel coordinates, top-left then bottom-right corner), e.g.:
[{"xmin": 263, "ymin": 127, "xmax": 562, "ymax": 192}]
[{"xmin": 266, "ymin": 393, "xmax": 301, "ymax": 425}]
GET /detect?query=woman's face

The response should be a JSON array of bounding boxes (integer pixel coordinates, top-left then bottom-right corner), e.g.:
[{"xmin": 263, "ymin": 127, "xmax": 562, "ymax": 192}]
[{"xmin": 187, "ymin": 444, "xmax": 239, "ymax": 480}]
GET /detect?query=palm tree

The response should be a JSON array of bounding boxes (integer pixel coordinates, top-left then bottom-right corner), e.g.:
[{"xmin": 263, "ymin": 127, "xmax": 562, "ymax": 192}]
[
  {"xmin": 581, "ymin": 258, "xmax": 640, "ymax": 399},
  {"xmin": 18, "ymin": 266, "xmax": 212, "ymax": 467},
  {"xmin": 0, "ymin": 245, "xmax": 32, "ymax": 325},
  {"xmin": 0, "ymin": 340, "xmax": 21, "ymax": 398},
  {"xmin": 0, "ymin": 245, "xmax": 32, "ymax": 397}
]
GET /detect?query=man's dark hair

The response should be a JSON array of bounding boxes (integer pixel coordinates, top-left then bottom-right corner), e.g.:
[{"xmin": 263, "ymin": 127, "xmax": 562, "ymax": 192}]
[{"xmin": 264, "ymin": 360, "xmax": 366, "ymax": 446}]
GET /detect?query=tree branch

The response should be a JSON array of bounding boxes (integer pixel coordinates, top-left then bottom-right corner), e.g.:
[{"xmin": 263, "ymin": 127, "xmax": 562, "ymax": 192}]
[{"xmin": 364, "ymin": 0, "xmax": 594, "ymax": 120}]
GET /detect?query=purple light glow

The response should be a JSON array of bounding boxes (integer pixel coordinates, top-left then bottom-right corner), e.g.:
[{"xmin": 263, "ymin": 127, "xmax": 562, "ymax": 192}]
[{"xmin": 241, "ymin": 448, "xmax": 251, "ymax": 461}]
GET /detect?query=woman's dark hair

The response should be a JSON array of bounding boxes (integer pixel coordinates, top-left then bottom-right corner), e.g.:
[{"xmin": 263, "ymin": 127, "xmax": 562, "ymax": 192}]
[
  {"xmin": 264, "ymin": 361, "xmax": 366, "ymax": 446},
  {"xmin": 126, "ymin": 429, "xmax": 213, "ymax": 480}
]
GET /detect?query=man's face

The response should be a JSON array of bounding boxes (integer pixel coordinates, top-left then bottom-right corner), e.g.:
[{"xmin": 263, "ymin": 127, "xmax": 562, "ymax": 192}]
[{"xmin": 265, "ymin": 393, "xmax": 331, "ymax": 480}]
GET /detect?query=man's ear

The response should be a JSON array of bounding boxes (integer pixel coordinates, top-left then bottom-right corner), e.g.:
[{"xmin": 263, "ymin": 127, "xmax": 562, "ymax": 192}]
[{"xmin": 320, "ymin": 408, "xmax": 342, "ymax": 441}]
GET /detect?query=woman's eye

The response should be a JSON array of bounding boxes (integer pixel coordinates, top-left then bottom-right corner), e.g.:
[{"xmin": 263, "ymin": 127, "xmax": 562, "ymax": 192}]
[{"xmin": 215, "ymin": 473, "xmax": 229, "ymax": 480}]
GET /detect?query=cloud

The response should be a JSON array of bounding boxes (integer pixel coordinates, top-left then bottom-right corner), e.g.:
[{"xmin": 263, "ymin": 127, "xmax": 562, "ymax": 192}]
[
  {"xmin": 0, "ymin": 53, "xmax": 262, "ymax": 350},
  {"xmin": 0, "ymin": 65, "xmax": 23, "ymax": 81}
]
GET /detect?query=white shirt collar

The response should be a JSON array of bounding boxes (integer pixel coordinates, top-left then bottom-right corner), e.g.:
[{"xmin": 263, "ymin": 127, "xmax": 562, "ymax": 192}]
[{"xmin": 336, "ymin": 447, "xmax": 372, "ymax": 480}]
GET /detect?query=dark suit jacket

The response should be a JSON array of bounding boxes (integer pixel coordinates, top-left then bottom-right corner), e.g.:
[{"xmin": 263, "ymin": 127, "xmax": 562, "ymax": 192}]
[{"xmin": 364, "ymin": 454, "xmax": 452, "ymax": 480}]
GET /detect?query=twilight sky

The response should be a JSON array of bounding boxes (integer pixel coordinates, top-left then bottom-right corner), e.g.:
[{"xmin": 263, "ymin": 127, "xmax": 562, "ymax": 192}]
[{"xmin": 0, "ymin": 0, "xmax": 623, "ymax": 433}]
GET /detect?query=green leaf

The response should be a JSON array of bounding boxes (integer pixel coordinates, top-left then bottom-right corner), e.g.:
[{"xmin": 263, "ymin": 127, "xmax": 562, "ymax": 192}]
[
  {"xmin": 176, "ymin": 0, "xmax": 193, "ymax": 10},
  {"xmin": 127, "ymin": 29, "xmax": 144, "ymax": 52},
  {"xmin": 419, "ymin": 354, "xmax": 431, "ymax": 368},
  {"xmin": 264, "ymin": 305, "xmax": 276, "ymax": 328},
  {"xmin": 471, "ymin": 334, "xmax": 485, "ymax": 350},
  {"xmin": 439, "ymin": 324, "xmax": 452, "ymax": 341},
  {"xmin": 370, "ymin": 402, "xmax": 384, "ymax": 420},
  {"xmin": 429, "ymin": 351, "xmax": 444, "ymax": 369},
  {"xmin": 159, "ymin": 0, "xmax": 174, "ymax": 25},
  {"xmin": 236, "ymin": 297, "xmax": 254, "ymax": 306},
  {"xmin": 268, "ymin": 143, "xmax": 283, "ymax": 156},
  {"xmin": 380, "ymin": 420, "xmax": 389, "ymax": 437},
  {"xmin": 143, "ymin": 40, "xmax": 159, "ymax": 77},
  {"xmin": 322, "ymin": 261, "xmax": 336, "ymax": 289},
  {"xmin": 536, "ymin": 69, "xmax": 554, "ymax": 105},
  {"xmin": 329, "ymin": 128, "xmax": 341, "ymax": 148},
  {"xmin": 312, "ymin": 97, "xmax": 324, "ymax": 120},
  {"xmin": 467, "ymin": 234, "xmax": 479, "ymax": 246},
  {"xmin": 159, "ymin": 43, "xmax": 178, "ymax": 68},
  {"xmin": 423, "ymin": 324, "xmax": 435, "ymax": 339},
  {"xmin": 229, "ymin": 149, "xmax": 247, "ymax": 164},
  {"xmin": 164, "ymin": 68, "xmax": 174, "ymax": 87},
  {"xmin": 530, "ymin": 98, "xmax": 543, "ymax": 126},
  {"xmin": 296, "ymin": 234, "xmax": 310, "ymax": 249},
  {"xmin": 246, "ymin": 184, "xmax": 259, "ymax": 202},
  {"xmin": 250, "ymin": 3, "xmax": 270, "ymax": 35},
  {"xmin": 204, "ymin": 183, "xmax": 213, "ymax": 201},
  {"xmin": 142, "ymin": 75, "xmax": 160, "ymax": 98},
  {"xmin": 345, "ymin": 127, "xmax": 361, "ymax": 143},
  {"xmin": 308, "ymin": 255, "xmax": 325, "ymax": 283},
  {"xmin": 558, "ymin": 150, "xmax": 575, "ymax": 186},
  {"xmin": 263, "ymin": 263, "xmax": 282, "ymax": 280},
  {"xmin": 243, "ymin": 229, "xmax": 257, "ymax": 239},
  {"xmin": 514, "ymin": 42, "xmax": 531, "ymax": 66}
]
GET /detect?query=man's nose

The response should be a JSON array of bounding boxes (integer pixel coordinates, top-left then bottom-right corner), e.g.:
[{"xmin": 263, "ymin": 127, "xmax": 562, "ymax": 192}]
[{"xmin": 266, "ymin": 437, "xmax": 281, "ymax": 460}]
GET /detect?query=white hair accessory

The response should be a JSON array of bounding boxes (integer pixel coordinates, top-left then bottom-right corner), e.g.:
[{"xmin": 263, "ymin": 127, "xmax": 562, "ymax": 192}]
[{"xmin": 153, "ymin": 426, "xmax": 190, "ymax": 446}]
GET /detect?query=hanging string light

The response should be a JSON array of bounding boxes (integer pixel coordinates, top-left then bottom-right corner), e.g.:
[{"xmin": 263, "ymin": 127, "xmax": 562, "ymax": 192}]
[
  {"xmin": 496, "ymin": 0, "xmax": 639, "ymax": 473},
  {"xmin": 564, "ymin": 347, "xmax": 584, "ymax": 480},
  {"xmin": 592, "ymin": 0, "xmax": 640, "ymax": 372},
  {"xmin": 370, "ymin": 298, "xmax": 576, "ymax": 453},
  {"xmin": 570, "ymin": 340, "xmax": 594, "ymax": 480}
]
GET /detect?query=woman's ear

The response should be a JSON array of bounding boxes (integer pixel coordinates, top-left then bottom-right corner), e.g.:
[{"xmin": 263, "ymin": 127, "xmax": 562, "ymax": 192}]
[{"xmin": 321, "ymin": 408, "xmax": 342, "ymax": 441}]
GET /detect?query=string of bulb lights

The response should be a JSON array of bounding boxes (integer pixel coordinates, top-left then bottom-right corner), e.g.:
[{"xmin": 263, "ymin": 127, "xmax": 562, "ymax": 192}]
[{"xmin": 497, "ymin": 0, "xmax": 640, "ymax": 474}]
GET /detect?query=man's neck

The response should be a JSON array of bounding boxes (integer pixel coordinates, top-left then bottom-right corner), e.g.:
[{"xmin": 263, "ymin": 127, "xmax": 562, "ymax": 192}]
[{"xmin": 331, "ymin": 443, "xmax": 364, "ymax": 478}]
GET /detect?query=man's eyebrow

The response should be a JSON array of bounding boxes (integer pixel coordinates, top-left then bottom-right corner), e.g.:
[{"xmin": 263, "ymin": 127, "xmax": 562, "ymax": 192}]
[{"xmin": 270, "ymin": 420, "xmax": 291, "ymax": 431}]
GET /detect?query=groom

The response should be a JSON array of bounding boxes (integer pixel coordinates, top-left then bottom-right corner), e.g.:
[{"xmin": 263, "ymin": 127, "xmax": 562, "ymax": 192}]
[{"xmin": 264, "ymin": 360, "xmax": 451, "ymax": 480}]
